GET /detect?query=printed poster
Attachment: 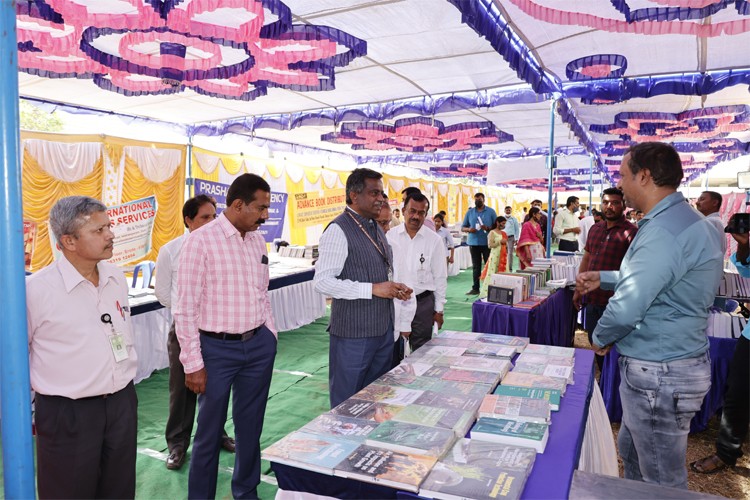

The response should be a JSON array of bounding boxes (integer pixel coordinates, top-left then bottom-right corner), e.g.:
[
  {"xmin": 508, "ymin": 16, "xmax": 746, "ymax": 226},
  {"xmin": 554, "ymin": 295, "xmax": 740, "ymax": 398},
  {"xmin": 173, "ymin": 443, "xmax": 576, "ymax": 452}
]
[
  {"xmin": 23, "ymin": 220, "xmax": 37, "ymax": 271},
  {"xmin": 290, "ymin": 188, "xmax": 347, "ymax": 228},
  {"xmin": 106, "ymin": 196, "xmax": 157, "ymax": 265}
]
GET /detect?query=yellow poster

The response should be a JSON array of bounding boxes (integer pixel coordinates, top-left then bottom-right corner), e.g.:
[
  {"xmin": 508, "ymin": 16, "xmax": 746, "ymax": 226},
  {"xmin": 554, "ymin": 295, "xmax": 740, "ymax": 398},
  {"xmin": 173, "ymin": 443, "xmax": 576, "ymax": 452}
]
[{"xmin": 290, "ymin": 188, "xmax": 347, "ymax": 228}]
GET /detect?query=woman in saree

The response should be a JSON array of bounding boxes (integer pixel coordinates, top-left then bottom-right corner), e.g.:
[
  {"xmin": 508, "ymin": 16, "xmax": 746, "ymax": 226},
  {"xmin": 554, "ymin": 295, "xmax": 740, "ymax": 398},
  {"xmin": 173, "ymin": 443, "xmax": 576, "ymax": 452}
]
[
  {"xmin": 516, "ymin": 206, "xmax": 545, "ymax": 269},
  {"xmin": 480, "ymin": 216, "xmax": 508, "ymax": 296}
]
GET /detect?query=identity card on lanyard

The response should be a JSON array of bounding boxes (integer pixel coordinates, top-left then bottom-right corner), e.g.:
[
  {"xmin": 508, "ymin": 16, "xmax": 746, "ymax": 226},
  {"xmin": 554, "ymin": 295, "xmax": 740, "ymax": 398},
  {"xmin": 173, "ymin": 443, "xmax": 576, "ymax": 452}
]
[{"xmin": 101, "ymin": 312, "xmax": 129, "ymax": 363}]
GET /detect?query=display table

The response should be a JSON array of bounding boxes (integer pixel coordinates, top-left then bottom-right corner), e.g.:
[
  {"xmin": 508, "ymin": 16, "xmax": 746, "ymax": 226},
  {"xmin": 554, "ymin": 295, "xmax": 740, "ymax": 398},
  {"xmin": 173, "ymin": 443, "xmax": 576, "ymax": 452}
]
[
  {"xmin": 600, "ymin": 336, "xmax": 738, "ymax": 433},
  {"xmin": 448, "ymin": 245, "xmax": 472, "ymax": 276},
  {"xmin": 129, "ymin": 266, "xmax": 326, "ymax": 383},
  {"xmin": 271, "ymin": 350, "xmax": 619, "ymax": 499},
  {"xmin": 471, "ymin": 288, "xmax": 575, "ymax": 347}
]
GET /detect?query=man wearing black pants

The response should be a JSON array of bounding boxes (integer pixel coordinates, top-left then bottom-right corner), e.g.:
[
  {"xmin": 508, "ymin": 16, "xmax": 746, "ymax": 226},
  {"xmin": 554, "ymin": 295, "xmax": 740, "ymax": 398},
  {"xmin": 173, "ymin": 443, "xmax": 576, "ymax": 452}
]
[
  {"xmin": 553, "ymin": 196, "xmax": 581, "ymax": 252},
  {"xmin": 461, "ymin": 192, "xmax": 496, "ymax": 295}
]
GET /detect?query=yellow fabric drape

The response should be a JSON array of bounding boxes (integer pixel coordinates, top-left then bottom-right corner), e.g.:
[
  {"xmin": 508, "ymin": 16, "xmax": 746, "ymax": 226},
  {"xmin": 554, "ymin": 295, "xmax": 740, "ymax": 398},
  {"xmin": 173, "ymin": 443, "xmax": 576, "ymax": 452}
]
[
  {"xmin": 285, "ymin": 174, "xmax": 307, "ymax": 246},
  {"xmin": 192, "ymin": 155, "xmax": 220, "ymax": 183},
  {"xmin": 121, "ymin": 153, "xmax": 185, "ymax": 263},
  {"xmin": 22, "ymin": 148, "xmax": 104, "ymax": 270}
]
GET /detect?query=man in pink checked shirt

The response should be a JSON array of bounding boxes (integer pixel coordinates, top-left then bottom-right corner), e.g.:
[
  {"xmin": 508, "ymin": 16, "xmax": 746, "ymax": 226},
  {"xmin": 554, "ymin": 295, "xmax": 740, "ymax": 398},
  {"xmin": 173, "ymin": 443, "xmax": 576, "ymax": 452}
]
[{"xmin": 174, "ymin": 173, "xmax": 276, "ymax": 500}]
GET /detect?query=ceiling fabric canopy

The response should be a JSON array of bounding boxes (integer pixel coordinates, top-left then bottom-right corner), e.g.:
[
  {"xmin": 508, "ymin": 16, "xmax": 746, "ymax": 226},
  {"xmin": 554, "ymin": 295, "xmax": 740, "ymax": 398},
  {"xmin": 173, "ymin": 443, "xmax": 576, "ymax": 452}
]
[{"xmin": 15, "ymin": 0, "xmax": 750, "ymax": 190}]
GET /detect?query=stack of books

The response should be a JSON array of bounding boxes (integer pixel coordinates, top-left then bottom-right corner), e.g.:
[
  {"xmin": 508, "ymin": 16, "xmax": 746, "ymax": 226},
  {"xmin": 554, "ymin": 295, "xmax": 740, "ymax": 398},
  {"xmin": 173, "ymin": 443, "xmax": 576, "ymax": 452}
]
[{"xmin": 717, "ymin": 269, "xmax": 750, "ymax": 298}]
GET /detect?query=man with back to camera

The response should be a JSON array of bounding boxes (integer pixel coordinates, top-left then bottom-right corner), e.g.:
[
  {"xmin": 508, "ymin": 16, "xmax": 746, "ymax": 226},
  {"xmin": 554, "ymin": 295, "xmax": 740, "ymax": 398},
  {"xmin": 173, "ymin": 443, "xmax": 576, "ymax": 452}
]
[
  {"xmin": 576, "ymin": 142, "xmax": 723, "ymax": 489},
  {"xmin": 553, "ymin": 195, "xmax": 581, "ymax": 252},
  {"xmin": 174, "ymin": 174, "xmax": 277, "ymax": 499},
  {"xmin": 27, "ymin": 196, "xmax": 138, "ymax": 498},
  {"xmin": 387, "ymin": 192, "xmax": 448, "ymax": 354},
  {"xmin": 461, "ymin": 192, "xmax": 497, "ymax": 295},
  {"xmin": 154, "ymin": 194, "xmax": 235, "ymax": 470},
  {"xmin": 314, "ymin": 168, "xmax": 413, "ymax": 408},
  {"xmin": 695, "ymin": 190, "xmax": 727, "ymax": 255},
  {"xmin": 503, "ymin": 206, "xmax": 520, "ymax": 271},
  {"xmin": 572, "ymin": 188, "xmax": 637, "ymax": 370}
]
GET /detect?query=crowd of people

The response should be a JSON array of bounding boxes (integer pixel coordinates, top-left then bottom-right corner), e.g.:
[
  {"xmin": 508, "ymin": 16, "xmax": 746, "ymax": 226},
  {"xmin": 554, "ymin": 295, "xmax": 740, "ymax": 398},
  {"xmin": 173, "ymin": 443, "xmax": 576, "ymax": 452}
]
[{"xmin": 22, "ymin": 141, "xmax": 748, "ymax": 498}]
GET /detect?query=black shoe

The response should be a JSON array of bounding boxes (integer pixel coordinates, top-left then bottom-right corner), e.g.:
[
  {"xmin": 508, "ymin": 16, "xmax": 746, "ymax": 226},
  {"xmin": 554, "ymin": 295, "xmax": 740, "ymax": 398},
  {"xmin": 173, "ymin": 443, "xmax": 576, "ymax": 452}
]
[
  {"xmin": 222, "ymin": 437, "xmax": 236, "ymax": 453},
  {"xmin": 166, "ymin": 448, "xmax": 186, "ymax": 470},
  {"xmin": 466, "ymin": 289, "xmax": 480, "ymax": 295}
]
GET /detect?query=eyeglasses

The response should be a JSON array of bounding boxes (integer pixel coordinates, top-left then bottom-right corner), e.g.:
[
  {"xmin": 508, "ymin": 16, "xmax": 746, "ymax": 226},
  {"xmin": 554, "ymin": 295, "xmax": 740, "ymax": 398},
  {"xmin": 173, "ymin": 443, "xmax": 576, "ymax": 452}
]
[{"xmin": 377, "ymin": 220, "xmax": 390, "ymax": 230}]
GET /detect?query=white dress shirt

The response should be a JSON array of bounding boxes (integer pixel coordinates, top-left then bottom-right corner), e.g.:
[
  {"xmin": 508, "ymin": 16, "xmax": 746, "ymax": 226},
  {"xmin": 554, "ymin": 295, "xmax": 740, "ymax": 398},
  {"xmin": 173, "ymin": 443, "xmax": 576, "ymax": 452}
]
[
  {"xmin": 26, "ymin": 255, "xmax": 137, "ymax": 399},
  {"xmin": 553, "ymin": 207, "xmax": 579, "ymax": 242},
  {"xmin": 386, "ymin": 223, "xmax": 447, "ymax": 332},
  {"xmin": 154, "ymin": 233, "xmax": 186, "ymax": 309},
  {"xmin": 578, "ymin": 215, "xmax": 596, "ymax": 249},
  {"xmin": 313, "ymin": 207, "xmax": 375, "ymax": 300}
]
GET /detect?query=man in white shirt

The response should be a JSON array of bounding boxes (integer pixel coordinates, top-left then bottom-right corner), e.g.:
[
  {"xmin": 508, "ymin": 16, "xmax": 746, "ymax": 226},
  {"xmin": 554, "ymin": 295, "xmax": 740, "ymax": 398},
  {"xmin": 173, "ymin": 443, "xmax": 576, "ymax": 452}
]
[
  {"xmin": 695, "ymin": 190, "xmax": 727, "ymax": 255},
  {"xmin": 503, "ymin": 206, "xmax": 520, "ymax": 271},
  {"xmin": 577, "ymin": 209, "xmax": 601, "ymax": 250},
  {"xmin": 155, "ymin": 195, "xmax": 234, "ymax": 471},
  {"xmin": 553, "ymin": 196, "xmax": 581, "ymax": 252},
  {"xmin": 387, "ymin": 192, "xmax": 448, "ymax": 354}
]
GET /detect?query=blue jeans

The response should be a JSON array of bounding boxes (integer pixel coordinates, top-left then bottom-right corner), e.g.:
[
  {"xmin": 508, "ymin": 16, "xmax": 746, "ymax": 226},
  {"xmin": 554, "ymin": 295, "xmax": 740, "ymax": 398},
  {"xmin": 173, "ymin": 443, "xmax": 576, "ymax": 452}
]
[{"xmin": 617, "ymin": 352, "xmax": 711, "ymax": 489}]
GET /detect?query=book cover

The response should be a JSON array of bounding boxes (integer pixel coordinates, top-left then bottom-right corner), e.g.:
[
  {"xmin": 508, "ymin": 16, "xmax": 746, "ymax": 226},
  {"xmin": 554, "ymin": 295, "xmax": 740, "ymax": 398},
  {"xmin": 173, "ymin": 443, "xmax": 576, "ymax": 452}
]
[
  {"xmin": 300, "ymin": 414, "xmax": 377, "ymax": 441},
  {"xmin": 420, "ymin": 439, "xmax": 536, "ymax": 500},
  {"xmin": 465, "ymin": 344, "xmax": 518, "ymax": 358},
  {"xmin": 515, "ymin": 352, "xmax": 575, "ymax": 367},
  {"xmin": 501, "ymin": 371, "xmax": 567, "ymax": 394},
  {"xmin": 492, "ymin": 385, "xmax": 561, "ymax": 411},
  {"xmin": 476, "ymin": 334, "xmax": 530, "ymax": 353},
  {"xmin": 392, "ymin": 404, "xmax": 475, "ymax": 437},
  {"xmin": 471, "ymin": 417, "xmax": 549, "ymax": 453},
  {"xmin": 418, "ymin": 365, "xmax": 452, "ymax": 378},
  {"xmin": 329, "ymin": 399, "xmax": 404, "ymax": 422},
  {"xmin": 439, "ymin": 330, "xmax": 482, "ymax": 341},
  {"xmin": 442, "ymin": 368, "xmax": 503, "ymax": 387},
  {"xmin": 365, "ymin": 420, "xmax": 456, "ymax": 457},
  {"xmin": 376, "ymin": 372, "xmax": 439, "ymax": 391},
  {"xmin": 478, "ymin": 395, "xmax": 551, "ymax": 424},
  {"xmin": 416, "ymin": 390, "xmax": 484, "ymax": 413},
  {"xmin": 523, "ymin": 344, "xmax": 575, "ymax": 358},
  {"xmin": 428, "ymin": 337, "xmax": 476, "ymax": 348},
  {"xmin": 353, "ymin": 384, "xmax": 424, "ymax": 405},
  {"xmin": 262, "ymin": 431, "xmax": 360, "ymax": 475},
  {"xmin": 512, "ymin": 362, "xmax": 573, "ymax": 384},
  {"xmin": 451, "ymin": 357, "xmax": 511, "ymax": 376},
  {"xmin": 392, "ymin": 362, "xmax": 435, "ymax": 377},
  {"xmin": 333, "ymin": 444, "xmax": 437, "ymax": 492},
  {"xmin": 429, "ymin": 379, "xmax": 493, "ymax": 399},
  {"xmin": 416, "ymin": 346, "xmax": 468, "ymax": 358}
]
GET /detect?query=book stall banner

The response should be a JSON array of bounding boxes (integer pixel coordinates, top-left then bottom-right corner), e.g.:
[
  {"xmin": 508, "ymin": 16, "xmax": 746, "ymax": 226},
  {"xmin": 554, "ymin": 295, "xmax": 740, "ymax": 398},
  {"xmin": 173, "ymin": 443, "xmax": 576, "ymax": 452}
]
[
  {"xmin": 23, "ymin": 220, "xmax": 37, "ymax": 271},
  {"xmin": 107, "ymin": 196, "xmax": 157, "ymax": 265},
  {"xmin": 291, "ymin": 188, "xmax": 347, "ymax": 229},
  {"xmin": 195, "ymin": 178, "xmax": 287, "ymax": 243}
]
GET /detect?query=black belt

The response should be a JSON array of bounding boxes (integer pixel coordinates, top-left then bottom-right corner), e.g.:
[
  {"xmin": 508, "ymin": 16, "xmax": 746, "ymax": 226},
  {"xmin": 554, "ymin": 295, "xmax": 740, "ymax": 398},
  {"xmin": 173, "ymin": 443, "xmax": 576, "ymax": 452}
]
[
  {"xmin": 39, "ymin": 381, "xmax": 133, "ymax": 401},
  {"xmin": 416, "ymin": 290, "xmax": 434, "ymax": 300},
  {"xmin": 199, "ymin": 325, "xmax": 264, "ymax": 341}
]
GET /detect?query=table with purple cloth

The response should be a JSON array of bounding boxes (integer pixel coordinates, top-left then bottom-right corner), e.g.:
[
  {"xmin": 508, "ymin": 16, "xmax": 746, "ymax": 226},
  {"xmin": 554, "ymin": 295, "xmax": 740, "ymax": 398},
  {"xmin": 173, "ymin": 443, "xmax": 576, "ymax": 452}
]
[
  {"xmin": 271, "ymin": 350, "xmax": 597, "ymax": 499},
  {"xmin": 471, "ymin": 288, "xmax": 575, "ymax": 347},
  {"xmin": 600, "ymin": 337, "xmax": 738, "ymax": 433}
]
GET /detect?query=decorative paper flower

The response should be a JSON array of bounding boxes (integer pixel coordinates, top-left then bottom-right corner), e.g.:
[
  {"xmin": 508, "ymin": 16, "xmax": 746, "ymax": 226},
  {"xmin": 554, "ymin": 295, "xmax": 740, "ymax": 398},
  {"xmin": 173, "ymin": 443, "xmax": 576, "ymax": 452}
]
[
  {"xmin": 322, "ymin": 117, "xmax": 513, "ymax": 153},
  {"xmin": 16, "ymin": 0, "xmax": 367, "ymax": 101},
  {"xmin": 566, "ymin": 54, "xmax": 627, "ymax": 81},
  {"xmin": 429, "ymin": 163, "xmax": 488, "ymax": 178}
]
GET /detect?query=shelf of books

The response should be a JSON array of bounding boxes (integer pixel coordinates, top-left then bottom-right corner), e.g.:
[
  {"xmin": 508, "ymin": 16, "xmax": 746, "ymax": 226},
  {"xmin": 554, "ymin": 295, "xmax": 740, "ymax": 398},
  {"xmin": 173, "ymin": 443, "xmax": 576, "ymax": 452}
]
[{"xmin": 264, "ymin": 330, "xmax": 596, "ymax": 500}]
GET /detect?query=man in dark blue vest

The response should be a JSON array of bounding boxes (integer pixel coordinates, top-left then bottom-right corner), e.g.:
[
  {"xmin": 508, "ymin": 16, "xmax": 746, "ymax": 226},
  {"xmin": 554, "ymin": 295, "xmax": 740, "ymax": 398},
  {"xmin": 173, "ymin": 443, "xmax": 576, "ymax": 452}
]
[{"xmin": 314, "ymin": 168, "xmax": 413, "ymax": 408}]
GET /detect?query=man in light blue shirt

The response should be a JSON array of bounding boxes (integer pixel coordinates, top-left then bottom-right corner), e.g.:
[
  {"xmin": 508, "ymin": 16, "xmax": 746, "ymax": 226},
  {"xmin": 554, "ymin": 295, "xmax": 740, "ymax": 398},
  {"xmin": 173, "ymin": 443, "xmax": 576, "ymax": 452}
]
[
  {"xmin": 577, "ymin": 142, "xmax": 723, "ymax": 489},
  {"xmin": 691, "ymin": 225, "xmax": 749, "ymax": 474},
  {"xmin": 503, "ymin": 206, "xmax": 520, "ymax": 271},
  {"xmin": 461, "ymin": 193, "xmax": 497, "ymax": 294}
]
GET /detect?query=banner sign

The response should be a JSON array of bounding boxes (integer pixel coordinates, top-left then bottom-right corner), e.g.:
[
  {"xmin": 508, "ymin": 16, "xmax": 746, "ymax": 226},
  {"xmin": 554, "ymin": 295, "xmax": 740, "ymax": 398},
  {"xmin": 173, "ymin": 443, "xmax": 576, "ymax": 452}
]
[
  {"xmin": 194, "ymin": 178, "xmax": 287, "ymax": 243},
  {"xmin": 291, "ymin": 188, "xmax": 347, "ymax": 228},
  {"xmin": 23, "ymin": 220, "xmax": 37, "ymax": 271},
  {"xmin": 107, "ymin": 196, "xmax": 157, "ymax": 265}
]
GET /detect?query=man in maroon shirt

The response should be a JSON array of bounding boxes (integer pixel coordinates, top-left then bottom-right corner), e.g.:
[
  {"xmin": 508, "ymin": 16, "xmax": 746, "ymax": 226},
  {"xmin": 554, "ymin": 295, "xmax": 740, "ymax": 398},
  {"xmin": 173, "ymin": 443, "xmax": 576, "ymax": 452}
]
[{"xmin": 573, "ymin": 187, "xmax": 638, "ymax": 369}]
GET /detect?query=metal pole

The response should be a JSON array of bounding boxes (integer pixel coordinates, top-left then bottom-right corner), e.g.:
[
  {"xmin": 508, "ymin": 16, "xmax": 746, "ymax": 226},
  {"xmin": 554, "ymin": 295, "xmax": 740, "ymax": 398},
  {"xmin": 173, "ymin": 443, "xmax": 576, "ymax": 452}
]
[
  {"xmin": 546, "ymin": 98, "xmax": 556, "ymax": 257},
  {"xmin": 589, "ymin": 155, "xmax": 594, "ymax": 214},
  {"xmin": 0, "ymin": 2, "xmax": 37, "ymax": 497}
]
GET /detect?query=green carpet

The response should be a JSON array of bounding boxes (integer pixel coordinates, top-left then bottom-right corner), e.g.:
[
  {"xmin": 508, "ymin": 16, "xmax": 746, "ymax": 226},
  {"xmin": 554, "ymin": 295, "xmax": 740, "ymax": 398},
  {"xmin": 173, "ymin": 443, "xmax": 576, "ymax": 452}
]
[{"xmin": 0, "ymin": 269, "xmax": 478, "ymax": 499}]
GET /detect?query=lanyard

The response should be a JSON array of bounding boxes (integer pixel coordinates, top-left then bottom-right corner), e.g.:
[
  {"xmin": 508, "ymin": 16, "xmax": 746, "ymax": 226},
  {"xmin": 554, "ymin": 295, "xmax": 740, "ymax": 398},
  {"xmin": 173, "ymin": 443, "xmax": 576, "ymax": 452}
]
[{"xmin": 347, "ymin": 211, "xmax": 392, "ymax": 272}]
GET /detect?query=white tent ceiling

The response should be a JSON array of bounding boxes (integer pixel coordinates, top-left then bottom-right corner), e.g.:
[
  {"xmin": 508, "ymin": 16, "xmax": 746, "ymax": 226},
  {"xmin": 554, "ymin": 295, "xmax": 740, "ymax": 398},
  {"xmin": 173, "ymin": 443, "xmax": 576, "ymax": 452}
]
[{"xmin": 16, "ymin": 0, "xmax": 750, "ymax": 189}]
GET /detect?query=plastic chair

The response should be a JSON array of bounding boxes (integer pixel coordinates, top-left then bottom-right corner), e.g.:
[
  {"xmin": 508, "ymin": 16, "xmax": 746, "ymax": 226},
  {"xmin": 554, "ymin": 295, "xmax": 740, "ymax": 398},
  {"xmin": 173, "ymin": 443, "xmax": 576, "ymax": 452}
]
[{"xmin": 132, "ymin": 260, "xmax": 155, "ymax": 288}]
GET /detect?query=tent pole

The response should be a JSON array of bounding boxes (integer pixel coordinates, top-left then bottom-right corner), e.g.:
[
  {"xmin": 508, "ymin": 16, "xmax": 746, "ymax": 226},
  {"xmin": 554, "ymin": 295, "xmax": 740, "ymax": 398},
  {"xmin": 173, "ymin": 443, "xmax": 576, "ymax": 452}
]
[
  {"xmin": 546, "ymin": 98, "xmax": 556, "ymax": 257},
  {"xmin": 589, "ymin": 155, "xmax": 594, "ymax": 214},
  {"xmin": 0, "ymin": 2, "xmax": 36, "ymax": 498}
]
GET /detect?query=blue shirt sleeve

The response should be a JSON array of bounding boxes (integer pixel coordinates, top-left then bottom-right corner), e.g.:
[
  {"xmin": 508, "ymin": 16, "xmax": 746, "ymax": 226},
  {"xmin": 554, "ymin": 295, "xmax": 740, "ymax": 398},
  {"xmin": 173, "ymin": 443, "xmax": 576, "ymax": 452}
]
[
  {"xmin": 462, "ymin": 209, "xmax": 472, "ymax": 228},
  {"xmin": 730, "ymin": 252, "xmax": 750, "ymax": 278}
]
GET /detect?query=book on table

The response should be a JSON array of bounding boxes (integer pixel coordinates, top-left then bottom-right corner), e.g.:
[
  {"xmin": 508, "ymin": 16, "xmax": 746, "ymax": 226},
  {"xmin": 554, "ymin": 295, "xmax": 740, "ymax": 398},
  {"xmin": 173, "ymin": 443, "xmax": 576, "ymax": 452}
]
[
  {"xmin": 415, "ymin": 390, "xmax": 484, "ymax": 414},
  {"xmin": 428, "ymin": 337, "xmax": 477, "ymax": 348},
  {"xmin": 511, "ymin": 362, "xmax": 574, "ymax": 385},
  {"xmin": 415, "ymin": 345, "xmax": 468, "ymax": 358},
  {"xmin": 501, "ymin": 371, "xmax": 567, "ymax": 395},
  {"xmin": 522, "ymin": 344, "xmax": 575, "ymax": 358},
  {"xmin": 450, "ymin": 356, "xmax": 511, "ymax": 376},
  {"xmin": 392, "ymin": 404, "xmax": 475, "ymax": 438},
  {"xmin": 471, "ymin": 417, "xmax": 550, "ymax": 453},
  {"xmin": 464, "ymin": 343, "xmax": 518, "ymax": 358},
  {"xmin": 420, "ymin": 438, "xmax": 536, "ymax": 500},
  {"xmin": 438, "ymin": 330, "xmax": 482, "ymax": 341},
  {"xmin": 392, "ymin": 361, "xmax": 437, "ymax": 377},
  {"xmin": 492, "ymin": 385, "xmax": 561, "ymax": 411},
  {"xmin": 475, "ymin": 334, "xmax": 530, "ymax": 353},
  {"xmin": 352, "ymin": 383, "xmax": 424, "ymax": 406},
  {"xmin": 261, "ymin": 431, "xmax": 361, "ymax": 475},
  {"xmin": 515, "ymin": 352, "xmax": 575, "ymax": 367},
  {"xmin": 428, "ymin": 379, "xmax": 494, "ymax": 399},
  {"xmin": 333, "ymin": 444, "xmax": 437, "ymax": 492},
  {"xmin": 329, "ymin": 399, "xmax": 405, "ymax": 422},
  {"xmin": 442, "ymin": 368, "xmax": 504, "ymax": 387},
  {"xmin": 478, "ymin": 394, "xmax": 551, "ymax": 424},
  {"xmin": 375, "ymin": 372, "xmax": 441, "ymax": 391},
  {"xmin": 300, "ymin": 414, "xmax": 378, "ymax": 441},
  {"xmin": 365, "ymin": 420, "xmax": 456, "ymax": 458}
]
